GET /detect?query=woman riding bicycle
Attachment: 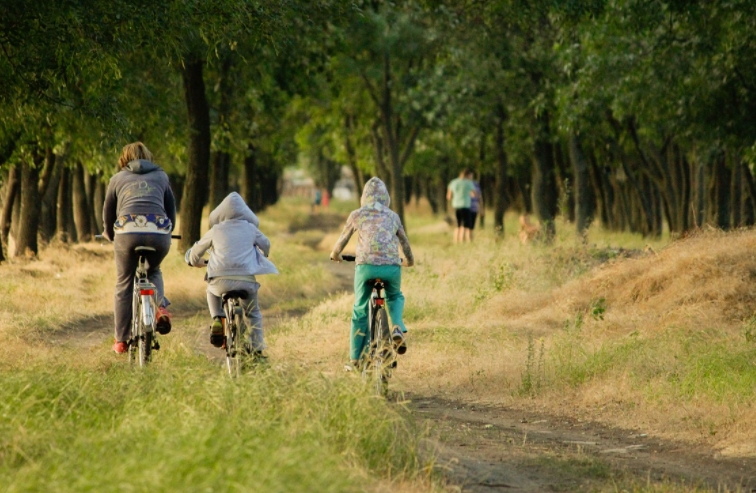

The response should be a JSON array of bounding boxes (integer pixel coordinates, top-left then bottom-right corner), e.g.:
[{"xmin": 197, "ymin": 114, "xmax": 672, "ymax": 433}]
[
  {"xmin": 330, "ymin": 177, "xmax": 415, "ymax": 367},
  {"xmin": 103, "ymin": 142, "xmax": 176, "ymax": 354}
]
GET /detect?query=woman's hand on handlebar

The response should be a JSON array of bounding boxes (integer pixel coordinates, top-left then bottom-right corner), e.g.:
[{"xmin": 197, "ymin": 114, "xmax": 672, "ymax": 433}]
[{"xmin": 330, "ymin": 251, "xmax": 343, "ymax": 262}]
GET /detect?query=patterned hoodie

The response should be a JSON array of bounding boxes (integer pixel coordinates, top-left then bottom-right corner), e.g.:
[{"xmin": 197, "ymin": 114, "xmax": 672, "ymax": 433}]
[{"xmin": 332, "ymin": 178, "xmax": 414, "ymax": 266}]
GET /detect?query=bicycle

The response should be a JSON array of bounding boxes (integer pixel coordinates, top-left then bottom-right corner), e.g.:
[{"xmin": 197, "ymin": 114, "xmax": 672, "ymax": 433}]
[
  {"xmin": 194, "ymin": 259, "xmax": 254, "ymax": 377},
  {"xmin": 96, "ymin": 234, "xmax": 180, "ymax": 367},
  {"xmin": 339, "ymin": 254, "xmax": 396, "ymax": 396}
]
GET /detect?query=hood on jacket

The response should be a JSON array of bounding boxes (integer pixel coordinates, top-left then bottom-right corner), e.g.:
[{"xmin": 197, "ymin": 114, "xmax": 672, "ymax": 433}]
[
  {"xmin": 125, "ymin": 159, "xmax": 161, "ymax": 174},
  {"xmin": 360, "ymin": 177, "xmax": 390, "ymax": 208},
  {"xmin": 209, "ymin": 192, "xmax": 260, "ymax": 227}
]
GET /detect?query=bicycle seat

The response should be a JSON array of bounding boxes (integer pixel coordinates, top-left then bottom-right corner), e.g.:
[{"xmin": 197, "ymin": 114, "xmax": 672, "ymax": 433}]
[
  {"xmin": 222, "ymin": 290, "xmax": 248, "ymax": 301},
  {"xmin": 135, "ymin": 246, "xmax": 157, "ymax": 252}
]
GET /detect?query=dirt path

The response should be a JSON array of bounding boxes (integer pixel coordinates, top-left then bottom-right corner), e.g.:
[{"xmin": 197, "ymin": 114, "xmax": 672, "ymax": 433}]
[
  {"xmin": 45, "ymin": 235, "xmax": 756, "ymax": 493},
  {"xmin": 409, "ymin": 396, "xmax": 756, "ymax": 492}
]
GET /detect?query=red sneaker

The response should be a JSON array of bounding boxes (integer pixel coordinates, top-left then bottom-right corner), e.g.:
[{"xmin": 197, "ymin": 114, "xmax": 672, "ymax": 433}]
[
  {"xmin": 113, "ymin": 341, "xmax": 127, "ymax": 354},
  {"xmin": 156, "ymin": 307, "xmax": 172, "ymax": 334}
]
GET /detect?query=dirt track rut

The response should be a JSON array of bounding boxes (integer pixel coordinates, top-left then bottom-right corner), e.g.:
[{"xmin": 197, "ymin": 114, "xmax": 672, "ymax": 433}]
[{"xmin": 410, "ymin": 396, "xmax": 756, "ymax": 492}]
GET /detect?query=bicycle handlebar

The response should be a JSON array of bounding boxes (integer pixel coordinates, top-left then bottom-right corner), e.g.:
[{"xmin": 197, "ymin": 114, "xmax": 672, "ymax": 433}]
[{"xmin": 340, "ymin": 255, "xmax": 356, "ymax": 262}]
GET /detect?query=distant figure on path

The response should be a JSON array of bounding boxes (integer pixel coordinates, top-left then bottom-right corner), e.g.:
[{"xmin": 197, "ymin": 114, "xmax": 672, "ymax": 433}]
[
  {"xmin": 447, "ymin": 168, "xmax": 475, "ymax": 243},
  {"xmin": 322, "ymin": 188, "xmax": 330, "ymax": 209},
  {"xmin": 468, "ymin": 170, "xmax": 484, "ymax": 239},
  {"xmin": 311, "ymin": 188, "xmax": 322, "ymax": 214}
]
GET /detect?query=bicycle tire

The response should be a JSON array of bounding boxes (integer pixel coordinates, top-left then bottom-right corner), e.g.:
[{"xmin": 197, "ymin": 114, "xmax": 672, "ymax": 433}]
[
  {"xmin": 371, "ymin": 307, "xmax": 390, "ymax": 396},
  {"xmin": 139, "ymin": 329, "xmax": 152, "ymax": 366},
  {"xmin": 128, "ymin": 286, "xmax": 139, "ymax": 364},
  {"xmin": 226, "ymin": 304, "xmax": 245, "ymax": 377}
]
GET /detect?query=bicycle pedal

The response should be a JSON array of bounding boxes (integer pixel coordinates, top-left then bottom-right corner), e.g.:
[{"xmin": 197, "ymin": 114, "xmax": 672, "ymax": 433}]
[{"xmin": 153, "ymin": 340, "xmax": 160, "ymax": 351}]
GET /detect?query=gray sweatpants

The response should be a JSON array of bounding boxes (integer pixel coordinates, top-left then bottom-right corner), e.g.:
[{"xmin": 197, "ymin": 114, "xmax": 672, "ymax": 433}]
[
  {"xmin": 113, "ymin": 233, "xmax": 172, "ymax": 342},
  {"xmin": 207, "ymin": 278, "xmax": 265, "ymax": 351}
]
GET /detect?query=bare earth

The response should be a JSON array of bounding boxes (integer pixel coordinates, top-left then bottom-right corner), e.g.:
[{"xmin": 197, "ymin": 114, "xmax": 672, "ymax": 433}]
[{"xmin": 408, "ymin": 395, "xmax": 756, "ymax": 492}]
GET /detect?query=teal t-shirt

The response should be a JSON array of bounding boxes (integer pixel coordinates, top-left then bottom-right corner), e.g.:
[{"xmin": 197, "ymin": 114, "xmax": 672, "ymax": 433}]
[{"xmin": 448, "ymin": 177, "xmax": 474, "ymax": 209}]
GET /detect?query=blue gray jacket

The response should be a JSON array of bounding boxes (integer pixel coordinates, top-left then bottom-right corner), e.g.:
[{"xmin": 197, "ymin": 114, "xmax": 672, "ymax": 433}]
[
  {"xmin": 102, "ymin": 160, "xmax": 176, "ymax": 240},
  {"xmin": 185, "ymin": 192, "xmax": 278, "ymax": 278}
]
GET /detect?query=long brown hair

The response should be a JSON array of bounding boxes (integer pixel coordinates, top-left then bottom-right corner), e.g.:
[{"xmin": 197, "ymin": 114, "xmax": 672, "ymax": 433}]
[{"xmin": 118, "ymin": 142, "xmax": 153, "ymax": 169}]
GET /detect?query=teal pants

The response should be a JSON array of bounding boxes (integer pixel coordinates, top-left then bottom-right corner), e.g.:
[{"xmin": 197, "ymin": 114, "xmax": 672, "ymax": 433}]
[{"xmin": 351, "ymin": 264, "xmax": 406, "ymax": 361}]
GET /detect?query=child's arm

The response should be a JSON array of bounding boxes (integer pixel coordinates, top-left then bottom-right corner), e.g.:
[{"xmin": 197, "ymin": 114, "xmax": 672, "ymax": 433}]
[
  {"xmin": 185, "ymin": 230, "xmax": 213, "ymax": 267},
  {"xmin": 255, "ymin": 228, "xmax": 271, "ymax": 257},
  {"xmin": 397, "ymin": 223, "xmax": 414, "ymax": 267},
  {"xmin": 330, "ymin": 212, "xmax": 357, "ymax": 260}
]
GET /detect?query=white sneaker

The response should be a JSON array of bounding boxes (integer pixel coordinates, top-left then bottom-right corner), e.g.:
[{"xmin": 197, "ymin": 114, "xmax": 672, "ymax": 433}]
[{"xmin": 392, "ymin": 326, "xmax": 406, "ymax": 355}]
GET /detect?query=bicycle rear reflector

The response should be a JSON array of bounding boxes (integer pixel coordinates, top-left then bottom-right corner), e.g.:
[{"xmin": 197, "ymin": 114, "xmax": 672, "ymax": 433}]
[
  {"xmin": 375, "ymin": 299, "xmax": 385, "ymax": 306},
  {"xmin": 140, "ymin": 289, "xmax": 154, "ymax": 296}
]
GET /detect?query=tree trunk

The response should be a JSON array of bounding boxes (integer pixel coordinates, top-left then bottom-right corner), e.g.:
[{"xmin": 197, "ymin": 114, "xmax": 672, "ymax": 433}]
[
  {"xmin": 209, "ymin": 57, "xmax": 233, "ymax": 209},
  {"xmin": 56, "ymin": 166, "xmax": 74, "ymax": 243},
  {"xmin": 209, "ymin": 151, "xmax": 230, "ymax": 209},
  {"xmin": 344, "ymin": 113, "xmax": 365, "ymax": 200},
  {"xmin": 72, "ymin": 161, "xmax": 92, "ymax": 242},
  {"xmin": 731, "ymin": 153, "xmax": 743, "ymax": 228},
  {"xmin": 714, "ymin": 153, "xmax": 731, "ymax": 230},
  {"xmin": 1, "ymin": 163, "xmax": 20, "ymax": 251},
  {"xmin": 493, "ymin": 106, "xmax": 508, "ymax": 235},
  {"xmin": 16, "ymin": 153, "xmax": 43, "ymax": 256},
  {"xmin": 370, "ymin": 120, "xmax": 391, "ymax": 191},
  {"xmin": 694, "ymin": 158, "xmax": 706, "ymax": 228},
  {"xmin": 93, "ymin": 175, "xmax": 105, "ymax": 234},
  {"xmin": 242, "ymin": 142, "xmax": 258, "ymax": 210},
  {"xmin": 531, "ymin": 113, "xmax": 558, "ymax": 242},
  {"xmin": 84, "ymin": 169, "xmax": 99, "ymax": 238},
  {"xmin": 39, "ymin": 154, "xmax": 62, "ymax": 243},
  {"xmin": 569, "ymin": 133, "xmax": 593, "ymax": 240},
  {"xmin": 741, "ymin": 161, "xmax": 756, "ymax": 227},
  {"xmin": 179, "ymin": 58, "xmax": 212, "ymax": 252}
]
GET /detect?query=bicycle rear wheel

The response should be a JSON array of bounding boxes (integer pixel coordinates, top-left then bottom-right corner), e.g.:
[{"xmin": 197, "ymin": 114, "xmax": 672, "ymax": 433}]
[
  {"xmin": 138, "ymin": 330, "xmax": 152, "ymax": 367},
  {"xmin": 226, "ymin": 305, "xmax": 245, "ymax": 377},
  {"xmin": 369, "ymin": 308, "xmax": 390, "ymax": 396}
]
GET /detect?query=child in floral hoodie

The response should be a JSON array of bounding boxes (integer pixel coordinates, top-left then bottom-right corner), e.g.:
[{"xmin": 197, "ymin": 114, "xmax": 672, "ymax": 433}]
[{"xmin": 330, "ymin": 177, "xmax": 414, "ymax": 365}]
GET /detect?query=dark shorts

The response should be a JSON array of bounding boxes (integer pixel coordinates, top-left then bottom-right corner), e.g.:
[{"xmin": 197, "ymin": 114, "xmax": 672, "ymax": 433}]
[
  {"xmin": 455, "ymin": 208, "xmax": 473, "ymax": 229},
  {"xmin": 469, "ymin": 211, "xmax": 478, "ymax": 230}
]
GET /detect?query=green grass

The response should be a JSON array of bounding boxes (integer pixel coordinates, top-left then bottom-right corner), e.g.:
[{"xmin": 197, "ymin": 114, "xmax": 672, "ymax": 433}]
[
  {"xmin": 541, "ymin": 325, "xmax": 756, "ymax": 404},
  {"xmin": 0, "ymin": 350, "xmax": 427, "ymax": 493}
]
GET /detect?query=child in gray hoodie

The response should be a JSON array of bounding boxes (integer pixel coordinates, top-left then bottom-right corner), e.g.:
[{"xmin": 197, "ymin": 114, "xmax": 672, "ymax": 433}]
[{"xmin": 185, "ymin": 192, "xmax": 278, "ymax": 354}]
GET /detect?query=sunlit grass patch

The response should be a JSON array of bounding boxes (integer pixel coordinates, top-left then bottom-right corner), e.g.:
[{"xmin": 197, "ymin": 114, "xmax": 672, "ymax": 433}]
[{"xmin": 0, "ymin": 353, "xmax": 430, "ymax": 493}]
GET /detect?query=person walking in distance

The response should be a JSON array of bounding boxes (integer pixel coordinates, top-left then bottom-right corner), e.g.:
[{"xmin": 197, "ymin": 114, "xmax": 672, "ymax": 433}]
[
  {"xmin": 447, "ymin": 168, "xmax": 476, "ymax": 243},
  {"xmin": 468, "ymin": 170, "xmax": 484, "ymax": 240},
  {"xmin": 103, "ymin": 142, "xmax": 176, "ymax": 354}
]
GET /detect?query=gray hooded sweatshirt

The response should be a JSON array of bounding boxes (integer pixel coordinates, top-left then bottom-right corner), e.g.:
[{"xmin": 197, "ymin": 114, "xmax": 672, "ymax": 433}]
[
  {"xmin": 185, "ymin": 192, "xmax": 278, "ymax": 278},
  {"xmin": 102, "ymin": 159, "xmax": 176, "ymax": 240}
]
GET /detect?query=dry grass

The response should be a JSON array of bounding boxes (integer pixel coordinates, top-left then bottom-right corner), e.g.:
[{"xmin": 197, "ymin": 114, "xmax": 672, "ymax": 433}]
[
  {"xmin": 4, "ymin": 198, "xmax": 756, "ymax": 467},
  {"xmin": 272, "ymin": 202, "xmax": 756, "ymax": 459}
]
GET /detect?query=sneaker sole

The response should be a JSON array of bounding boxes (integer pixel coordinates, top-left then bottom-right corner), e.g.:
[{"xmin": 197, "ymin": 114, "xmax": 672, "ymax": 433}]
[{"xmin": 156, "ymin": 318, "xmax": 171, "ymax": 335}]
